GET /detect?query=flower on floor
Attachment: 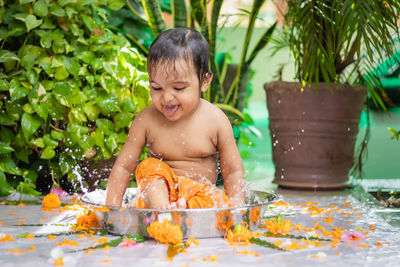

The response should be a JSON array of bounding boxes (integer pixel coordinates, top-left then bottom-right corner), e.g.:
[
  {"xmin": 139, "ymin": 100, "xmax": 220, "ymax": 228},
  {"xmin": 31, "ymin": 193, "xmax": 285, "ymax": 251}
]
[
  {"xmin": 42, "ymin": 193, "xmax": 61, "ymax": 210},
  {"xmin": 48, "ymin": 247, "xmax": 76, "ymax": 266},
  {"xmin": 51, "ymin": 189, "xmax": 69, "ymax": 197},
  {"xmin": 0, "ymin": 233, "xmax": 14, "ymax": 242},
  {"xmin": 340, "ymin": 232, "xmax": 366, "ymax": 241},
  {"xmin": 262, "ymin": 215, "xmax": 292, "ymax": 234},
  {"xmin": 117, "ymin": 238, "xmax": 138, "ymax": 247},
  {"xmin": 147, "ymin": 219, "xmax": 183, "ymax": 245},
  {"xmin": 225, "ymin": 223, "xmax": 262, "ymax": 245},
  {"xmin": 75, "ymin": 209, "xmax": 100, "ymax": 229}
]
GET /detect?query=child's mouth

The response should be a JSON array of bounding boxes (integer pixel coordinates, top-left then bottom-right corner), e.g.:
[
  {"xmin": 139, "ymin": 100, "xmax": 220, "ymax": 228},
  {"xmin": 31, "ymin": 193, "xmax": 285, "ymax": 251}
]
[{"xmin": 162, "ymin": 105, "xmax": 179, "ymax": 117}]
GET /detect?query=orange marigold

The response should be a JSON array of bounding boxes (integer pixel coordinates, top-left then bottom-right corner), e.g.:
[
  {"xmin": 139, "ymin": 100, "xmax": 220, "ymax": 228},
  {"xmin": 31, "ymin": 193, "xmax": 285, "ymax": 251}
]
[
  {"xmin": 225, "ymin": 223, "xmax": 261, "ymax": 245},
  {"xmin": 264, "ymin": 215, "xmax": 292, "ymax": 234},
  {"xmin": 42, "ymin": 193, "xmax": 61, "ymax": 210},
  {"xmin": 76, "ymin": 210, "xmax": 100, "ymax": 229},
  {"xmin": 147, "ymin": 219, "xmax": 183, "ymax": 245}
]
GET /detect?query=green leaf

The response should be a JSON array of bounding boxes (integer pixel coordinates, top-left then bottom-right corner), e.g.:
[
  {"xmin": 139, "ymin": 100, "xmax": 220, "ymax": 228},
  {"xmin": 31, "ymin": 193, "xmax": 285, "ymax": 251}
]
[
  {"xmin": 20, "ymin": 0, "xmax": 35, "ymax": 4},
  {"xmin": 9, "ymin": 79, "xmax": 30, "ymax": 102},
  {"xmin": 0, "ymin": 155, "xmax": 20, "ymax": 175},
  {"xmin": 21, "ymin": 113, "xmax": 42, "ymax": 140},
  {"xmin": 0, "ymin": 50, "xmax": 19, "ymax": 63},
  {"xmin": 69, "ymin": 107, "xmax": 87, "ymax": 123},
  {"xmin": 0, "ymin": 171, "xmax": 14, "ymax": 196},
  {"xmin": 59, "ymin": 0, "xmax": 75, "ymax": 6},
  {"xmin": 49, "ymin": 4, "xmax": 66, "ymax": 17},
  {"xmin": 0, "ymin": 127, "xmax": 15, "ymax": 143},
  {"xmin": 82, "ymin": 102, "xmax": 101, "ymax": 121},
  {"xmin": 51, "ymin": 130, "xmax": 64, "ymax": 141},
  {"xmin": 0, "ymin": 111, "xmax": 15, "ymax": 126},
  {"xmin": 16, "ymin": 182, "xmax": 41, "ymax": 197},
  {"xmin": 14, "ymin": 150, "xmax": 30, "ymax": 164},
  {"xmin": 33, "ymin": 0, "xmax": 49, "ymax": 17},
  {"xmin": 114, "ymin": 112, "xmax": 133, "ymax": 128},
  {"xmin": 32, "ymin": 137, "xmax": 45, "ymax": 148},
  {"xmin": 43, "ymin": 134, "xmax": 58, "ymax": 148},
  {"xmin": 0, "ymin": 80, "xmax": 9, "ymax": 91},
  {"xmin": 41, "ymin": 146, "xmax": 55, "ymax": 159},
  {"xmin": 0, "ymin": 141, "xmax": 14, "ymax": 154},
  {"xmin": 61, "ymin": 56, "xmax": 81, "ymax": 76},
  {"xmin": 54, "ymin": 66, "xmax": 69, "ymax": 80},
  {"xmin": 23, "ymin": 169, "xmax": 38, "ymax": 183},
  {"xmin": 76, "ymin": 51, "xmax": 95, "ymax": 64},
  {"xmin": 96, "ymin": 92, "xmax": 121, "ymax": 113},
  {"xmin": 105, "ymin": 133, "xmax": 117, "ymax": 151},
  {"xmin": 25, "ymin": 14, "xmax": 43, "ymax": 32},
  {"xmin": 20, "ymin": 54, "xmax": 35, "ymax": 69},
  {"xmin": 96, "ymin": 118, "xmax": 114, "ymax": 135},
  {"xmin": 53, "ymin": 82, "xmax": 73, "ymax": 96},
  {"xmin": 108, "ymin": 0, "xmax": 124, "ymax": 10},
  {"xmin": 59, "ymin": 152, "xmax": 75, "ymax": 175},
  {"xmin": 250, "ymin": 237, "xmax": 286, "ymax": 251}
]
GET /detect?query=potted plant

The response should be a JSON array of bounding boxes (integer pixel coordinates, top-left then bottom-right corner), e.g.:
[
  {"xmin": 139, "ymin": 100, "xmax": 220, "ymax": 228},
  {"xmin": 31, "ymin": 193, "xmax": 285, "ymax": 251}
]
[
  {"xmin": 0, "ymin": 0, "xmax": 150, "ymax": 197},
  {"xmin": 265, "ymin": 1, "xmax": 400, "ymax": 189}
]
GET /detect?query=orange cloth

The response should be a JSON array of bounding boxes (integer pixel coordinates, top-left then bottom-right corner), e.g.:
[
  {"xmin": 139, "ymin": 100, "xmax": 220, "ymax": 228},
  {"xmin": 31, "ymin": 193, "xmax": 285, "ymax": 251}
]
[{"xmin": 134, "ymin": 158, "xmax": 230, "ymax": 209}]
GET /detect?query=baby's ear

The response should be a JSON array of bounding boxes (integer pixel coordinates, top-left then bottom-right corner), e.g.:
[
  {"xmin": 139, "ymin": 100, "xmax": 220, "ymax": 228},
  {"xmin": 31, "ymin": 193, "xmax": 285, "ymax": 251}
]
[{"xmin": 200, "ymin": 73, "xmax": 213, "ymax": 92}]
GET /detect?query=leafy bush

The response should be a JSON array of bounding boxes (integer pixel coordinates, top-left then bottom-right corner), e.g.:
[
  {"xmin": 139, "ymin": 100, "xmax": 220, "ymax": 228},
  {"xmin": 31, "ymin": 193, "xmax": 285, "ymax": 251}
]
[{"xmin": 0, "ymin": 0, "xmax": 150, "ymax": 196}]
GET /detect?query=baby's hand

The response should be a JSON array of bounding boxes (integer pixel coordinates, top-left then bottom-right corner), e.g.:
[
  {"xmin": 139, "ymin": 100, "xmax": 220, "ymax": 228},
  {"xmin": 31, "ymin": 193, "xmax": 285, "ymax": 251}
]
[{"xmin": 165, "ymin": 198, "xmax": 187, "ymax": 209}]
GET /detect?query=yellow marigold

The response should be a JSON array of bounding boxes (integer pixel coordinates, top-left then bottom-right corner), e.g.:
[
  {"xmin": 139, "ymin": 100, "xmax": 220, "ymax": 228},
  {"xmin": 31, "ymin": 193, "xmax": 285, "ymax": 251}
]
[
  {"xmin": 264, "ymin": 215, "xmax": 292, "ymax": 234},
  {"xmin": 0, "ymin": 234, "xmax": 14, "ymax": 242},
  {"xmin": 42, "ymin": 193, "xmax": 61, "ymax": 210},
  {"xmin": 225, "ymin": 223, "xmax": 261, "ymax": 246},
  {"xmin": 147, "ymin": 219, "xmax": 183, "ymax": 245},
  {"xmin": 76, "ymin": 210, "xmax": 100, "ymax": 229}
]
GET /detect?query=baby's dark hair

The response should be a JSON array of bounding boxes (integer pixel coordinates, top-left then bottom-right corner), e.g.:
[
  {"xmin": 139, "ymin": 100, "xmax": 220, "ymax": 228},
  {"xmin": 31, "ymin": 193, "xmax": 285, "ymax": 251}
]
[{"xmin": 147, "ymin": 27, "xmax": 212, "ymax": 86}]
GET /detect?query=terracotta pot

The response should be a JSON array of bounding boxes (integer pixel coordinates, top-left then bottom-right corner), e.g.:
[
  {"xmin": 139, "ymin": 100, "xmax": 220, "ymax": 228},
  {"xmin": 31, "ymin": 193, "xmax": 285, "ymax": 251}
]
[{"xmin": 264, "ymin": 81, "xmax": 367, "ymax": 189}]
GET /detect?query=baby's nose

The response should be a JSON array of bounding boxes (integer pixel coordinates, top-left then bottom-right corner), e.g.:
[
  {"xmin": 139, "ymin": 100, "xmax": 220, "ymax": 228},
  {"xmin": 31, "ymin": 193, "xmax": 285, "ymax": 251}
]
[{"xmin": 162, "ymin": 92, "xmax": 174, "ymax": 102}]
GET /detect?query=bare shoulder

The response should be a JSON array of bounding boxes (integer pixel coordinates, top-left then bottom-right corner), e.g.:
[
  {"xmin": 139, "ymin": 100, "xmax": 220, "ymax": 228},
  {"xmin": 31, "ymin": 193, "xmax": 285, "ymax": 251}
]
[
  {"xmin": 133, "ymin": 104, "xmax": 158, "ymax": 123},
  {"xmin": 200, "ymin": 99, "xmax": 230, "ymax": 124}
]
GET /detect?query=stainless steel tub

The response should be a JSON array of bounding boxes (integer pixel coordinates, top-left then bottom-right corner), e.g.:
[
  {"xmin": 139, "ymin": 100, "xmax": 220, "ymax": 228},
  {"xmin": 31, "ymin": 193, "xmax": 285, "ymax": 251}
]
[{"xmin": 81, "ymin": 188, "xmax": 277, "ymax": 238}]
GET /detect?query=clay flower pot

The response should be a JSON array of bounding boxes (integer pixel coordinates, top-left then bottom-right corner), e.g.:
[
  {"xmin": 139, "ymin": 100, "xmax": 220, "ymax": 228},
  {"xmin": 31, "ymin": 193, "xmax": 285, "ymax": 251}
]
[{"xmin": 264, "ymin": 81, "xmax": 366, "ymax": 189}]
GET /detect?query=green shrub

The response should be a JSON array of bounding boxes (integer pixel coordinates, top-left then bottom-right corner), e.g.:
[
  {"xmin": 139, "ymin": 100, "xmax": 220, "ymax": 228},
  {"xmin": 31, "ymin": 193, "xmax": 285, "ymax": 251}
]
[{"xmin": 0, "ymin": 0, "xmax": 151, "ymax": 196}]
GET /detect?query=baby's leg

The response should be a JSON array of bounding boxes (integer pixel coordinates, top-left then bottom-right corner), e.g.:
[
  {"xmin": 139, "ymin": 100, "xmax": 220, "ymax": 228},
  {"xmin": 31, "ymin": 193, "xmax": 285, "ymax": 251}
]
[{"xmin": 142, "ymin": 178, "xmax": 170, "ymax": 209}]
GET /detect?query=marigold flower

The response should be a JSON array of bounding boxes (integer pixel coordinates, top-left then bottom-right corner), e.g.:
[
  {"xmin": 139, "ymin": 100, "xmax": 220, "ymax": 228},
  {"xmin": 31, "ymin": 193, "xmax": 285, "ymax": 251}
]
[
  {"xmin": 323, "ymin": 216, "xmax": 333, "ymax": 223},
  {"xmin": 0, "ymin": 233, "xmax": 14, "ymax": 242},
  {"xmin": 147, "ymin": 219, "xmax": 183, "ymax": 245},
  {"xmin": 185, "ymin": 237, "xmax": 199, "ymax": 247},
  {"xmin": 76, "ymin": 210, "xmax": 100, "ymax": 229},
  {"xmin": 42, "ymin": 193, "xmax": 61, "ymax": 210},
  {"xmin": 225, "ymin": 223, "xmax": 261, "ymax": 245},
  {"xmin": 203, "ymin": 254, "xmax": 218, "ymax": 262},
  {"xmin": 48, "ymin": 235, "xmax": 57, "ymax": 240},
  {"xmin": 263, "ymin": 215, "xmax": 292, "ymax": 234}
]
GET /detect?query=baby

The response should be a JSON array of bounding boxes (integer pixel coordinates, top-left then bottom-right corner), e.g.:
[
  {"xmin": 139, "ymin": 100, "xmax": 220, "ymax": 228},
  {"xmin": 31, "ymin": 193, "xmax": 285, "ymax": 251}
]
[{"xmin": 105, "ymin": 27, "xmax": 245, "ymax": 209}]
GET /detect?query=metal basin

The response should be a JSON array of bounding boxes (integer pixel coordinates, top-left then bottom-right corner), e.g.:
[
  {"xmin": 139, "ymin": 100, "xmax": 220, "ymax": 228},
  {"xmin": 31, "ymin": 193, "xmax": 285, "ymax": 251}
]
[{"xmin": 81, "ymin": 188, "xmax": 277, "ymax": 238}]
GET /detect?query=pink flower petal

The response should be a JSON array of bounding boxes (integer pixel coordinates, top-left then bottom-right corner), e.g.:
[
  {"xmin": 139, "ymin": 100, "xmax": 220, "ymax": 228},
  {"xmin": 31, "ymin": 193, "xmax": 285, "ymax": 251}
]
[
  {"xmin": 51, "ymin": 189, "xmax": 69, "ymax": 197},
  {"xmin": 340, "ymin": 232, "xmax": 366, "ymax": 241},
  {"xmin": 117, "ymin": 238, "xmax": 138, "ymax": 247}
]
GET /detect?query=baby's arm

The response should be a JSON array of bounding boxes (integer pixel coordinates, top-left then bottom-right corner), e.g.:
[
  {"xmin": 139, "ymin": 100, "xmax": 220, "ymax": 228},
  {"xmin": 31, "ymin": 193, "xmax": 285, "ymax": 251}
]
[
  {"xmin": 105, "ymin": 114, "xmax": 146, "ymax": 207},
  {"xmin": 216, "ymin": 111, "xmax": 246, "ymax": 204}
]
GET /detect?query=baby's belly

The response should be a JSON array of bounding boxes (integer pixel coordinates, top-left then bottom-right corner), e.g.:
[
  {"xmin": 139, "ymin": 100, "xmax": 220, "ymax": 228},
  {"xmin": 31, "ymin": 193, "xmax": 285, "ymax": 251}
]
[{"xmin": 164, "ymin": 158, "xmax": 218, "ymax": 184}]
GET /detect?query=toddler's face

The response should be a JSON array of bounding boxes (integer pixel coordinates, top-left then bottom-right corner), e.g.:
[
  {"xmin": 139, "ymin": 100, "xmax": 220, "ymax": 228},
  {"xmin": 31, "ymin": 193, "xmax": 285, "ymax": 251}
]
[{"xmin": 149, "ymin": 58, "xmax": 208, "ymax": 122}]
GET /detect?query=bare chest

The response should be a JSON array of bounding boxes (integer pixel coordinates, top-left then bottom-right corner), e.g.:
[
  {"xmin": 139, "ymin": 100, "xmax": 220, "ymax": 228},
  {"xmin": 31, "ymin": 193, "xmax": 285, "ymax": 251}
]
[{"xmin": 146, "ymin": 122, "xmax": 217, "ymax": 161}]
